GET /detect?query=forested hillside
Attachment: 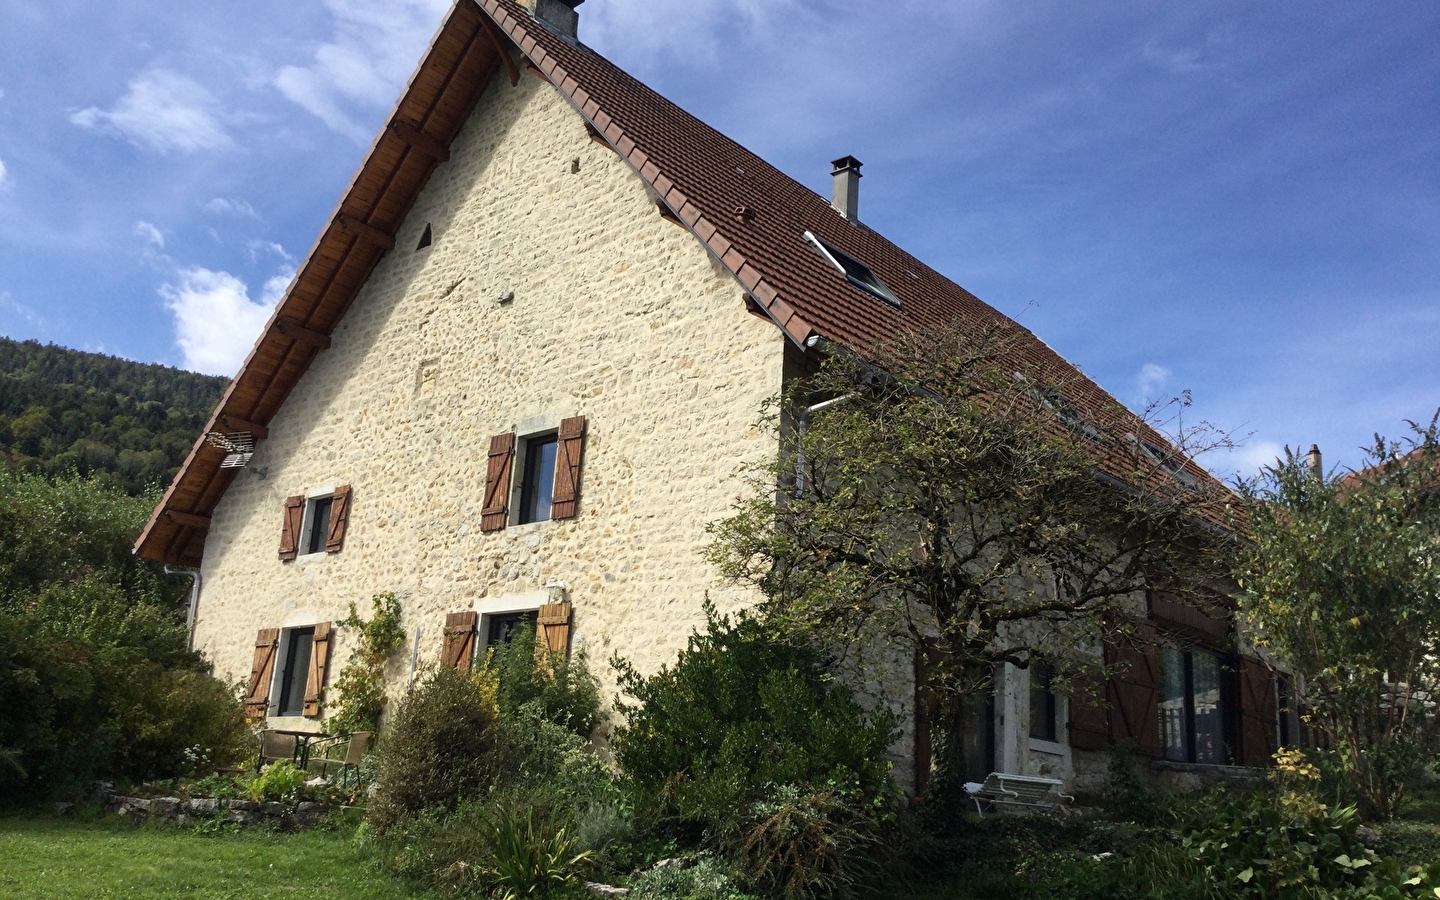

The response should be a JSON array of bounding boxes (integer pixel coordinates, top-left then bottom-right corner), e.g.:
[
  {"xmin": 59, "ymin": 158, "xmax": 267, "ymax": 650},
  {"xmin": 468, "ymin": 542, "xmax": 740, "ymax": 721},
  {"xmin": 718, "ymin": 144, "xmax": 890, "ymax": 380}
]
[{"xmin": 0, "ymin": 337, "xmax": 228, "ymax": 496}]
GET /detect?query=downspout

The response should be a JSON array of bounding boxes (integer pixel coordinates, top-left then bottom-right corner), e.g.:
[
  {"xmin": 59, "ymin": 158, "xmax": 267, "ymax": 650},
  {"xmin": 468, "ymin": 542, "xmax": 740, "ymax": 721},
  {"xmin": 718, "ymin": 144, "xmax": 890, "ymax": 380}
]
[
  {"xmin": 164, "ymin": 565, "xmax": 202, "ymax": 651},
  {"xmin": 794, "ymin": 394, "xmax": 855, "ymax": 496}
]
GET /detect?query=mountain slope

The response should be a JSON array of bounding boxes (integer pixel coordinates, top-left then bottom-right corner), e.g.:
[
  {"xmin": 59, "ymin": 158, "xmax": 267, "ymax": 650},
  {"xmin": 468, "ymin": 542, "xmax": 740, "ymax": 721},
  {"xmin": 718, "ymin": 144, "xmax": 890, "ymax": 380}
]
[{"xmin": 0, "ymin": 337, "xmax": 228, "ymax": 496}]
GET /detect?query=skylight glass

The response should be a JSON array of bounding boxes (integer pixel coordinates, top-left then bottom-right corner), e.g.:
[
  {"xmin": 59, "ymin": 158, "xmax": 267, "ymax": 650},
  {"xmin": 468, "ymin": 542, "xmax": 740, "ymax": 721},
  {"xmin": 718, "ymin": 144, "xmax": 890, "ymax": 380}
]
[{"xmin": 803, "ymin": 231, "xmax": 902, "ymax": 308}]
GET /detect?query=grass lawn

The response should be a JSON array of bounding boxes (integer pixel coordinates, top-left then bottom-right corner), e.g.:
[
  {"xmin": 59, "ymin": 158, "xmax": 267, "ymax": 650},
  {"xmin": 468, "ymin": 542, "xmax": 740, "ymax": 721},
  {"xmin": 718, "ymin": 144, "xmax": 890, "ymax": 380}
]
[{"xmin": 0, "ymin": 813, "xmax": 438, "ymax": 900}]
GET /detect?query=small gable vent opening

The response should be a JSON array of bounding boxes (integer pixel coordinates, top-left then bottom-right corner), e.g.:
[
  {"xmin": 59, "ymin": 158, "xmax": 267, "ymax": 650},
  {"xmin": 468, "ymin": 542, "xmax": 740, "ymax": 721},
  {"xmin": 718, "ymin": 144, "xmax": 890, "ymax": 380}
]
[
  {"xmin": 803, "ymin": 231, "xmax": 901, "ymax": 308},
  {"xmin": 416, "ymin": 224, "xmax": 433, "ymax": 251}
]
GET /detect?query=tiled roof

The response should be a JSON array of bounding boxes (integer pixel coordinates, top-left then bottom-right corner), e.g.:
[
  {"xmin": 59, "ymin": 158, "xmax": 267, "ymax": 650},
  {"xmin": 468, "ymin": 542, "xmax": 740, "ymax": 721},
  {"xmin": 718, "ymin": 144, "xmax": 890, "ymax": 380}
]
[{"xmin": 135, "ymin": 0, "xmax": 1224, "ymax": 565}]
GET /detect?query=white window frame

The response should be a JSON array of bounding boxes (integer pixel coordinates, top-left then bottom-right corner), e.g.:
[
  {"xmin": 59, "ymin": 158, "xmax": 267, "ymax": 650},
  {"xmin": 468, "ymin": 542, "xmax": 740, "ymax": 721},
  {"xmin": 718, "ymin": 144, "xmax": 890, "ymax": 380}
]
[
  {"xmin": 506, "ymin": 414, "xmax": 569, "ymax": 528},
  {"xmin": 267, "ymin": 623, "xmax": 318, "ymax": 720},
  {"xmin": 474, "ymin": 592, "xmax": 549, "ymax": 655},
  {"xmin": 296, "ymin": 483, "xmax": 337, "ymax": 563}
]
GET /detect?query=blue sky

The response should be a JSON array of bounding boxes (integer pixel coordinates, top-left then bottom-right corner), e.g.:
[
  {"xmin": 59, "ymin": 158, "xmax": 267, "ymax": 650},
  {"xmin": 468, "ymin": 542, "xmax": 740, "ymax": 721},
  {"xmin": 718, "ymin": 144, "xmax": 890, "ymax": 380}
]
[{"xmin": 0, "ymin": 0, "xmax": 1436, "ymax": 477}]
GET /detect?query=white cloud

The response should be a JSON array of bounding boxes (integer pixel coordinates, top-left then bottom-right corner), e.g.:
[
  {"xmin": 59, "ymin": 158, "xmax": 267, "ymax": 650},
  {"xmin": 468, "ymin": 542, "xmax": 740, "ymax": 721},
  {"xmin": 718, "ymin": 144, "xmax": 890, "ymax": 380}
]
[
  {"xmin": 205, "ymin": 197, "xmax": 258, "ymax": 218},
  {"xmin": 274, "ymin": 0, "xmax": 449, "ymax": 142},
  {"xmin": 161, "ymin": 267, "xmax": 283, "ymax": 375},
  {"xmin": 247, "ymin": 239, "xmax": 292, "ymax": 262},
  {"xmin": 1137, "ymin": 362, "xmax": 1173, "ymax": 400},
  {"xmin": 135, "ymin": 220, "xmax": 165, "ymax": 248},
  {"xmin": 71, "ymin": 69, "xmax": 231, "ymax": 154},
  {"xmin": 0, "ymin": 155, "xmax": 9, "ymax": 189}
]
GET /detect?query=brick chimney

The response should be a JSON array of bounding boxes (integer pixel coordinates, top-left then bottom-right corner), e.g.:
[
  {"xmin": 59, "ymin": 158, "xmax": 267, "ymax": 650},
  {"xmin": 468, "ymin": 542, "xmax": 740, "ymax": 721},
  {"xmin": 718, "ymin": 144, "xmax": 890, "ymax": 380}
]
[
  {"xmin": 522, "ymin": 0, "xmax": 584, "ymax": 39},
  {"xmin": 831, "ymin": 156, "xmax": 862, "ymax": 224}
]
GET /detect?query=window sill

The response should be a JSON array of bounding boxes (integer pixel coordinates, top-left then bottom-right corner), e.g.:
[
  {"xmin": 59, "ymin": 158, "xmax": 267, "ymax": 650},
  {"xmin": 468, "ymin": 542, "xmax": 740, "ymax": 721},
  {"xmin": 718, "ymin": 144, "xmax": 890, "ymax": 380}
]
[
  {"xmin": 263, "ymin": 715, "xmax": 322, "ymax": 731},
  {"xmin": 1149, "ymin": 760, "xmax": 1264, "ymax": 777},
  {"xmin": 295, "ymin": 551, "xmax": 328, "ymax": 564},
  {"xmin": 1028, "ymin": 738, "xmax": 1066, "ymax": 756}
]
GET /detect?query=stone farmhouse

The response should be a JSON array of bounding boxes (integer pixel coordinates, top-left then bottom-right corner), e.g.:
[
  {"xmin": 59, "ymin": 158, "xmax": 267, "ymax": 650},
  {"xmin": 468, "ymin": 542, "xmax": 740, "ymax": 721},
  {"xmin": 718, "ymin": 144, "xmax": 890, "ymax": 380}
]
[{"xmin": 135, "ymin": 0, "xmax": 1286, "ymax": 794}]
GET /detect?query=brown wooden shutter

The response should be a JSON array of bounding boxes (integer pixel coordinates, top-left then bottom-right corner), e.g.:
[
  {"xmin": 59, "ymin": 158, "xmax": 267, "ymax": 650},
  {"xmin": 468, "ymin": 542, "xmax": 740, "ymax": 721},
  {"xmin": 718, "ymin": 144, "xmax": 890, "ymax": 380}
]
[
  {"xmin": 244, "ymin": 628, "xmax": 280, "ymax": 718},
  {"xmin": 550, "ymin": 416, "xmax": 587, "ymax": 520},
  {"xmin": 482, "ymin": 433, "xmax": 516, "ymax": 531},
  {"xmin": 442, "ymin": 611, "xmax": 479, "ymax": 671},
  {"xmin": 537, "ymin": 602, "xmax": 572, "ymax": 656},
  {"xmin": 1068, "ymin": 667, "xmax": 1110, "ymax": 750},
  {"xmin": 279, "ymin": 496, "xmax": 304, "ymax": 560},
  {"xmin": 303, "ymin": 622, "xmax": 333, "ymax": 717},
  {"xmin": 1239, "ymin": 657, "xmax": 1278, "ymax": 767},
  {"xmin": 326, "ymin": 485, "xmax": 352, "ymax": 552},
  {"xmin": 1106, "ymin": 624, "xmax": 1163, "ymax": 757}
]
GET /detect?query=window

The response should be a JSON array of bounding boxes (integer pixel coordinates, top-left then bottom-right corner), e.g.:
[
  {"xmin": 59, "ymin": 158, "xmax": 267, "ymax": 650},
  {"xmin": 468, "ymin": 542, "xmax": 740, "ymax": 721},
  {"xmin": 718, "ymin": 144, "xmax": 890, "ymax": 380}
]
[
  {"xmin": 304, "ymin": 496, "xmax": 333, "ymax": 556},
  {"xmin": 803, "ymin": 231, "xmax": 902, "ymax": 308},
  {"xmin": 1160, "ymin": 646, "xmax": 1227, "ymax": 764},
  {"xmin": 1029, "ymin": 660, "xmax": 1059, "ymax": 742},
  {"xmin": 276, "ymin": 627, "xmax": 314, "ymax": 717},
  {"xmin": 518, "ymin": 433, "xmax": 559, "ymax": 524},
  {"xmin": 485, "ymin": 610, "xmax": 539, "ymax": 649},
  {"xmin": 1130, "ymin": 434, "xmax": 1199, "ymax": 488},
  {"xmin": 1277, "ymin": 675, "xmax": 1302, "ymax": 748}
]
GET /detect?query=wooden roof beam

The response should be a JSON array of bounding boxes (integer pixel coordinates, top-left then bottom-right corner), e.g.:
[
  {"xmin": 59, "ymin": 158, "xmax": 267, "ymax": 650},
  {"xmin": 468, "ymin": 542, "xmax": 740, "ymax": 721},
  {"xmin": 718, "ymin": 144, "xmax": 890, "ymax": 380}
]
[
  {"xmin": 335, "ymin": 213, "xmax": 396, "ymax": 251},
  {"xmin": 216, "ymin": 414, "xmax": 270, "ymax": 440},
  {"xmin": 389, "ymin": 121, "xmax": 452, "ymax": 162},
  {"xmin": 165, "ymin": 510, "xmax": 212, "ymax": 530},
  {"xmin": 478, "ymin": 15, "xmax": 520, "ymax": 86},
  {"xmin": 274, "ymin": 319, "xmax": 333, "ymax": 350}
]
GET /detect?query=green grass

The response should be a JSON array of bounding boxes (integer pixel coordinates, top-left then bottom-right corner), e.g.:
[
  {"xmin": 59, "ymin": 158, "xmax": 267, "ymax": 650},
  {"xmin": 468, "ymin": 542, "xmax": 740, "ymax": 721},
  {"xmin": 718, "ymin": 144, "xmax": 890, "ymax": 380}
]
[{"xmin": 0, "ymin": 813, "xmax": 439, "ymax": 900}]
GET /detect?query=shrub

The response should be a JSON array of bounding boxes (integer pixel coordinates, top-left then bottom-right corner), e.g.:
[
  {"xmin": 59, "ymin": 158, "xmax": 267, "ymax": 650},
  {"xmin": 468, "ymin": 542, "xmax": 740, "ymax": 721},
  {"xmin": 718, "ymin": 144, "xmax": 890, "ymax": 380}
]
[
  {"xmin": 368, "ymin": 664, "xmax": 502, "ymax": 835},
  {"xmin": 247, "ymin": 760, "xmax": 307, "ymax": 804},
  {"xmin": 612, "ymin": 604, "xmax": 898, "ymax": 834},
  {"xmin": 716, "ymin": 784, "xmax": 885, "ymax": 900},
  {"xmin": 328, "ymin": 592, "xmax": 405, "ymax": 736},
  {"xmin": 629, "ymin": 858, "xmax": 757, "ymax": 900},
  {"xmin": 485, "ymin": 805, "xmax": 594, "ymax": 899},
  {"xmin": 488, "ymin": 622, "xmax": 601, "ymax": 739}
]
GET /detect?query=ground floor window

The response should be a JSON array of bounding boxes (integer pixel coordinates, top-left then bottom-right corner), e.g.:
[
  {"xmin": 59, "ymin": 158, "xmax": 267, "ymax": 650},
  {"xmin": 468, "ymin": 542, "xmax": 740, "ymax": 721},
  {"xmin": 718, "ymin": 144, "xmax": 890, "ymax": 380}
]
[
  {"xmin": 484, "ymin": 610, "xmax": 539, "ymax": 649},
  {"xmin": 276, "ymin": 627, "xmax": 314, "ymax": 717},
  {"xmin": 1277, "ymin": 675, "xmax": 1301, "ymax": 748},
  {"xmin": 1160, "ymin": 646, "xmax": 1226, "ymax": 764},
  {"xmin": 1029, "ymin": 660, "xmax": 1058, "ymax": 742}
]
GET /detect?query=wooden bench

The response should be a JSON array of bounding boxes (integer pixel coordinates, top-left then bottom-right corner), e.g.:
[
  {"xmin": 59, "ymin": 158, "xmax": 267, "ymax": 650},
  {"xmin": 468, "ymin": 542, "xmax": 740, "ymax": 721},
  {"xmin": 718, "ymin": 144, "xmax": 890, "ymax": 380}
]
[{"xmin": 963, "ymin": 772, "xmax": 1074, "ymax": 813}]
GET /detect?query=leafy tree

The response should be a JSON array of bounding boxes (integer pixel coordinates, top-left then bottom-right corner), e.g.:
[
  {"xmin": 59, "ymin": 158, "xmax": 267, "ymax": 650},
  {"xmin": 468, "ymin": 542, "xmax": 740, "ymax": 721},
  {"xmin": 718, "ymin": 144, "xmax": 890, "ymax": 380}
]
[
  {"xmin": 487, "ymin": 622, "xmax": 601, "ymax": 739},
  {"xmin": 1237, "ymin": 424, "xmax": 1440, "ymax": 819},
  {"xmin": 707, "ymin": 323, "xmax": 1237, "ymax": 797},
  {"xmin": 0, "ymin": 471, "xmax": 246, "ymax": 802}
]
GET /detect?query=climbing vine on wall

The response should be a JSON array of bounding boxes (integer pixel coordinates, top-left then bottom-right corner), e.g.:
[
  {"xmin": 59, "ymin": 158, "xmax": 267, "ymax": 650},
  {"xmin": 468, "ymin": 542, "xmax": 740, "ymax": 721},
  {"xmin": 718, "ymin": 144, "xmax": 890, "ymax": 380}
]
[{"xmin": 329, "ymin": 592, "xmax": 405, "ymax": 736}]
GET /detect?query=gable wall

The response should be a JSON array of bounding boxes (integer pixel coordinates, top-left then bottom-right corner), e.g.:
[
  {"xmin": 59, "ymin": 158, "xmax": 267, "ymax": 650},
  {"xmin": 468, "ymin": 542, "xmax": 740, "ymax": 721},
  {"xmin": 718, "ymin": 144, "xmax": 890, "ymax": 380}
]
[{"xmin": 193, "ymin": 68, "xmax": 786, "ymax": 725}]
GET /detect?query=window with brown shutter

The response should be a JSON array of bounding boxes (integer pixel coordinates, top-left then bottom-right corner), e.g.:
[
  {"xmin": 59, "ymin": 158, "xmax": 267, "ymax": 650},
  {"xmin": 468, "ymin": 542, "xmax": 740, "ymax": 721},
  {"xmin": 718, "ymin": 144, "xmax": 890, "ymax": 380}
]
[
  {"xmin": 326, "ymin": 485, "xmax": 352, "ymax": 553},
  {"xmin": 1106, "ymin": 624, "xmax": 1163, "ymax": 757},
  {"xmin": 1239, "ymin": 657, "xmax": 1278, "ymax": 767},
  {"xmin": 279, "ymin": 496, "xmax": 304, "ymax": 560},
  {"xmin": 1067, "ymin": 668, "xmax": 1110, "ymax": 751},
  {"xmin": 537, "ymin": 602, "xmax": 572, "ymax": 656},
  {"xmin": 482, "ymin": 433, "xmax": 516, "ymax": 531},
  {"xmin": 442, "ymin": 611, "xmax": 479, "ymax": 671},
  {"xmin": 550, "ymin": 416, "xmax": 587, "ymax": 519},
  {"xmin": 303, "ymin": 622, "xmax": 333, "ymax": 717},
  {"xmin": 245, "ymin": 628, "xmax": 281, "ymax": 718}
]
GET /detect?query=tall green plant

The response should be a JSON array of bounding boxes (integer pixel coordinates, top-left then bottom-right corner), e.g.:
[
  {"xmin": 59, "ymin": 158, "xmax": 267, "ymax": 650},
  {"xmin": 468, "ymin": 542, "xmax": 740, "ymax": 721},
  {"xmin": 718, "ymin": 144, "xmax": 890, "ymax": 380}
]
[
  {"xmin": 487, "ymin": 622, "xmax": 600, "ymax": 739},
  {"xmin": 329, "ymin": 592, "xmax": 405, "ymax": 735},
  {"xmin": 1238, "ymin": 424, "xmax": 1440, "ymax": 819}
]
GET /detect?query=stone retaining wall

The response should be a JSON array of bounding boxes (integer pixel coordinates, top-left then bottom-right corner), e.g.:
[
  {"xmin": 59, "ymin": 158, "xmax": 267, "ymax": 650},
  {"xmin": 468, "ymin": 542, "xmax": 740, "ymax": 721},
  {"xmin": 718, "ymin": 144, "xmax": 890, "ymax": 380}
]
[{"xmin": 101, "ymin": 791, "xmax": 333, "ymax": 829}]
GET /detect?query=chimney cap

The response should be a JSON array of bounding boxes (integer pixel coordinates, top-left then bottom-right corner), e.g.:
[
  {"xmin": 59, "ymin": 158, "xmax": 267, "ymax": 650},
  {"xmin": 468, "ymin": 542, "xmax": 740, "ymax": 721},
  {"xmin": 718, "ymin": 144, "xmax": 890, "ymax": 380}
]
[{"xmin": 831, "ymin": 155, "xmax": 863, "ymax": 175}]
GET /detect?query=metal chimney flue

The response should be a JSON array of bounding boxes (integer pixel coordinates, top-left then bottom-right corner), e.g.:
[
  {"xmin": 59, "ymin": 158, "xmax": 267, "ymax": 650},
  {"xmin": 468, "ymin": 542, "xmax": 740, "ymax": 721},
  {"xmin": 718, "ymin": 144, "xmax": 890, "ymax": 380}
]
[
  {"xmin": 522, "ymin": 0, "xmax": 583, "ymax": 39},
  {"xmin": 831, "ymin": 155, "xmax": 862, "ymax": 224}
]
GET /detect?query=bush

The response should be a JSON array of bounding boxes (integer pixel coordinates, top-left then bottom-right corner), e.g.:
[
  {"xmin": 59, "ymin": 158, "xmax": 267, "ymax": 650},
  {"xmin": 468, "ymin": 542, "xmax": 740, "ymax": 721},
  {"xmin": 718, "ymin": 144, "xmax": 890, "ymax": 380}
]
[
  {"xmin": 367, "ymin": 664, "xmax": 502, "ymax": 835},
  {"xmin": 716, "ymin": 784, "xmax": 886, "ymax": 900},
  {"xmin": 629, "ymin": 858, "xmax": 757, "ymax": 900},
  {"xmin": 612, "ymin": 604, "xmax": 898, "ymax": 834},
  {"xmin": 247, "ymin": 760, "xmax": 307, "ymax": 804},
  {"xmin": 488, "ymin": 622, "xmax": 601, "ymax": 739}
]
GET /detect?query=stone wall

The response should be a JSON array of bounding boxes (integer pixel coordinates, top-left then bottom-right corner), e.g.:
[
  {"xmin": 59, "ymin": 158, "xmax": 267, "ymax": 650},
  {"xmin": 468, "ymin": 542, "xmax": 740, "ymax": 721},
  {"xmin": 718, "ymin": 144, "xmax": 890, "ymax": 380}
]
[{"xmin": 193, "ymin": 67, "xmax": 786, "ymax": 732}]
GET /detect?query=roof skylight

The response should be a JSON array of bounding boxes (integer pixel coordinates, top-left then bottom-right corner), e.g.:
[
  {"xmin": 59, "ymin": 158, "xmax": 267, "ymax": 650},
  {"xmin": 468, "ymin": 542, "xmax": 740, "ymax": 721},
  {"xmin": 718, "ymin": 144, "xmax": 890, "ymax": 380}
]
[
  {"xmin": 1129, "ymin": 433, "xmax": 1198, "ymax": 487},
  {"xmin": 803, "ymin": 231, "xmax": 902, "ymax": 308}
]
